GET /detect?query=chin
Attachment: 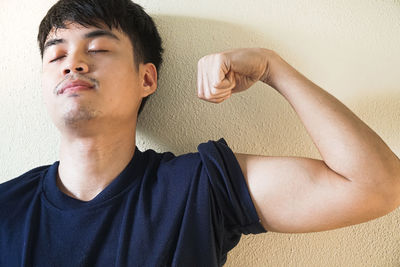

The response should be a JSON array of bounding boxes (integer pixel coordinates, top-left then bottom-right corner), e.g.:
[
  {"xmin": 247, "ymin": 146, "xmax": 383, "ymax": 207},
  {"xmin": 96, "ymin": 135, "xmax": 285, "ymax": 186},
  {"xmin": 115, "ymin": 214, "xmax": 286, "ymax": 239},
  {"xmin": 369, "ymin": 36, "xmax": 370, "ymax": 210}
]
[{"xmin": 61, "ymin": 106, "xmax": 100, "ymax": 128}]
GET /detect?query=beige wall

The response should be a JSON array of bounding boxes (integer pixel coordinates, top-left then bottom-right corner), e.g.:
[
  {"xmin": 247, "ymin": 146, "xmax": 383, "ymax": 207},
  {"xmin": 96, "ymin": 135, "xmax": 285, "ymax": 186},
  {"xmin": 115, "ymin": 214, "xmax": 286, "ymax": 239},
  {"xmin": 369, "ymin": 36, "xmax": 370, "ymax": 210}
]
[{"xmin": 1, "ymin": 0, "xmax": 399, "ymax": 266}]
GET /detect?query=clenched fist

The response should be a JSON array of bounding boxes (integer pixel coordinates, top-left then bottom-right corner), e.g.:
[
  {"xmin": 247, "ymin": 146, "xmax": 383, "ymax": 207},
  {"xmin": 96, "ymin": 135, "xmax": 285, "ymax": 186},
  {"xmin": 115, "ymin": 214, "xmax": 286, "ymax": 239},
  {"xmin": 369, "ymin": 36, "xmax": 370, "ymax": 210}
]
[{"xmin": 197, "ymin": 48, "xmax": 275, "ymax": 103}]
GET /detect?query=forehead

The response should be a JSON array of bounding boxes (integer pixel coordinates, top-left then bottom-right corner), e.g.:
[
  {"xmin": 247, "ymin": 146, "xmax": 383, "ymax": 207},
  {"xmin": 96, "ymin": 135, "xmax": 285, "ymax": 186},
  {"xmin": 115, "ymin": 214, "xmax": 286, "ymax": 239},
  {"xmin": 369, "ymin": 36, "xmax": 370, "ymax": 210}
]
[
  {"xmin": 44, "ymin": 22, "xmax": 131, "ymax": 47},
  {"xmin": 46, "ymin": 22, "xmax": 122, "ymax": 41}
]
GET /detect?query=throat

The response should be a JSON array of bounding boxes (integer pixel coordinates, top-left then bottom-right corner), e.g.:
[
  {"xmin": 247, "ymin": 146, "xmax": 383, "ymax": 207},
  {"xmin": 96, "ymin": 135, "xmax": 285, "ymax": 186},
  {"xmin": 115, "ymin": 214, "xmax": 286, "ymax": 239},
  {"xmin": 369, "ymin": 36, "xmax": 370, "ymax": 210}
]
[
  {"xmin": 56, "ymin": 173, "xmax": 111, "ymax": 201},
  {"xmin": 57, "ymin": 133, "xmax": 136, "ymax": 202}
]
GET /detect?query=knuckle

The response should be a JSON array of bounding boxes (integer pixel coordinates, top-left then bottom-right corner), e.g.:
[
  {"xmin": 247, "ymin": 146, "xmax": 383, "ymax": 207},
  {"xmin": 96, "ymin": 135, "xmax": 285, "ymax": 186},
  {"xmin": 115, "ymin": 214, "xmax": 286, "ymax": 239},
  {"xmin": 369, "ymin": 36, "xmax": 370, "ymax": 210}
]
[{"xmin": 217, "ymin": 52, "xmax": 228, "ymax": 63}]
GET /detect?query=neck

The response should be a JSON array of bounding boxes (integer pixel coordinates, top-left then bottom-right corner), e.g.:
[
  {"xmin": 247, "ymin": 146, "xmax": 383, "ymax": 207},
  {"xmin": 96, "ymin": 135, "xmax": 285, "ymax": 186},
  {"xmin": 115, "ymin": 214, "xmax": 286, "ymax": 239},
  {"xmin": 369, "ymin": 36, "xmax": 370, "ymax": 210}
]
[{"xmin": 57, "ymin": 126, "xmax": 136, "ymax": 201}]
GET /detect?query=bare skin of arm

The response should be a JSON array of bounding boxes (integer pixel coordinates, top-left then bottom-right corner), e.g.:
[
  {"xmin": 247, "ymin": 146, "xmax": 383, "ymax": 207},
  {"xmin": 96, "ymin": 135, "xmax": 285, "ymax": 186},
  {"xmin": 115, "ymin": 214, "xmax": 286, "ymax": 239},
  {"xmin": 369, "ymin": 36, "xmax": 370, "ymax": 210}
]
[{"xmin": 197, "ymin": 48, "xmax": 400, "ymax": 233}]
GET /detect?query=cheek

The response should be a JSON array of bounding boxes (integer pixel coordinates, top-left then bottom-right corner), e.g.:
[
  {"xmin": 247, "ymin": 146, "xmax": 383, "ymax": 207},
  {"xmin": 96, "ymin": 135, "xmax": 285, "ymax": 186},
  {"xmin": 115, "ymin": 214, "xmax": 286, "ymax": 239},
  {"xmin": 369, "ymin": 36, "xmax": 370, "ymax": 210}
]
[
  {"xmin": 101, "ymin": 73, "xmax": 142, "ymax": 117},
  {"xmin": 41, "ymin": 70, "xmax": 60, "ymax": 114},
  {"xmin": 99, "ymin": 61, "xmax": 140, "ymax": 95},
  {"xmin": 41, "ymin": 75, "xmax": 53, "ymax": 104}
]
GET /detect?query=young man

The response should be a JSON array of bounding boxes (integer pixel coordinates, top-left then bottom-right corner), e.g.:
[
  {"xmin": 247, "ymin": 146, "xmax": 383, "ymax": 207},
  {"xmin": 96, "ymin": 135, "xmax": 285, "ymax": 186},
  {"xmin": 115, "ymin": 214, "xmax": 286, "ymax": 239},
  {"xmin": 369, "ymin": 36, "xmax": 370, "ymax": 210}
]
[{"xmin": 1, "ymin": 0, "xmax": 399, "ymax": 266}]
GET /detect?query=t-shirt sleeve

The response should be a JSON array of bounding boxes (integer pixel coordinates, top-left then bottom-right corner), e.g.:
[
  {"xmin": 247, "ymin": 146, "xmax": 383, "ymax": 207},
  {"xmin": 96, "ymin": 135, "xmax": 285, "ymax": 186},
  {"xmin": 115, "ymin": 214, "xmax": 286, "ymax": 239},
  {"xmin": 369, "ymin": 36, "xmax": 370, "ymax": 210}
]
[{"xmin": 197, "ymin": 138, "xmax": 267, "ymax": 235}]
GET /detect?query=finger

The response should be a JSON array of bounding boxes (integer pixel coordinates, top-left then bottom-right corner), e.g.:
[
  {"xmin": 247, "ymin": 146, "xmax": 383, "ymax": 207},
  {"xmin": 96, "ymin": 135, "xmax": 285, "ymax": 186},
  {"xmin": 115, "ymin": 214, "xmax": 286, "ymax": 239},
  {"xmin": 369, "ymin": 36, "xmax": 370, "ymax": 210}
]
[
  {"xmin": 206, "ymin": 70, "xmax": 232, "ymax": 99},
  {"xmin": 197, "ymin": 60, "xmax": 204, "ymax": 98},
  {"xmin": 212, "ymin": 89, "xmax": 232, "ymax": 99},
  {"xmin": 204, "ymin": 89, "xmax": 232, "ymax": 103},
  {"xmin": 205, "ymin": 92, "xmax": 232, "ymax": 104},
  {"xmin": 208, "ymin": 71, "xmax": 234, "ymax": 98},
  {"xmin": 213, "ymin": 57, "xmax": 229, "ymax": 87},
  {"xmin": 215, "ymin": 71, "xmax": 237, "ymax": 92},
  {"xmin": 202, "ymin": 66, "xmax": 210, "ymax": 99}
]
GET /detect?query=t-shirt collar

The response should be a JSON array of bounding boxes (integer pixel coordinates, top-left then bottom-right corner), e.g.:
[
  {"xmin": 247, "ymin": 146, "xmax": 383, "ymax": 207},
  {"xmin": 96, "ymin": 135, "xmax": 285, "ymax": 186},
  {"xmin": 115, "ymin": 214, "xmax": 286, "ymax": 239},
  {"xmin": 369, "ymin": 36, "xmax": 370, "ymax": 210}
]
[{"xmin": 42, "ymin": 146, "xmax": 143, "ymax": 210}]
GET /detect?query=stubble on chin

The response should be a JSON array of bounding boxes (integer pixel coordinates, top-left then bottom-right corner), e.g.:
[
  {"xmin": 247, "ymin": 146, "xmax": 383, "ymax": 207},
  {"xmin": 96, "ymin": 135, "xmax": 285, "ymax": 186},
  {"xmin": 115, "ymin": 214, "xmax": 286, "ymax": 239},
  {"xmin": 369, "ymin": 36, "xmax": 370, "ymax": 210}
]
[{"xmin": 62, "ymin": 106, "xmax": 101, "ymax": 128}]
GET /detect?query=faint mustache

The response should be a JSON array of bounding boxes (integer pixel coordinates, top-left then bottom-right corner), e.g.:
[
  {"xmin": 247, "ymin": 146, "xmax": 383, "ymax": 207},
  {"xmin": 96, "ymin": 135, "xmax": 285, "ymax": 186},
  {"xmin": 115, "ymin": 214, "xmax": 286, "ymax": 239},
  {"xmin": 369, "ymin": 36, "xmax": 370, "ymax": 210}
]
[{"xmin": 54, "ymin": 73, "xmax": 99, "ymax": 95}]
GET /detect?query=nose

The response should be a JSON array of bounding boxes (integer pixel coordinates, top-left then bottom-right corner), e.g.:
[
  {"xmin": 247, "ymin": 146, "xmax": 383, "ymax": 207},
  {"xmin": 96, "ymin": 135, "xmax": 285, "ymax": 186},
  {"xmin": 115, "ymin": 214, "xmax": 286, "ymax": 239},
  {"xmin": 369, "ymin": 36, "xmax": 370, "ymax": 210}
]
[{"xmin": 62, "ymin": 53, "xmax": 89, "ymax": 76}]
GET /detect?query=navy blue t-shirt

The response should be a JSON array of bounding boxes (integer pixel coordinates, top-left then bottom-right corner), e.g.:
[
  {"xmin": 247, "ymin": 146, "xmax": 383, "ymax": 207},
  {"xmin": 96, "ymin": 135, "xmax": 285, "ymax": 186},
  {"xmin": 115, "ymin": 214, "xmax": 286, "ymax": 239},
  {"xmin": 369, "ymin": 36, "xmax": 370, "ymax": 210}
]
[{"xmin": 0, "ymin": 138, "xmax": 266, "ymax": 266}]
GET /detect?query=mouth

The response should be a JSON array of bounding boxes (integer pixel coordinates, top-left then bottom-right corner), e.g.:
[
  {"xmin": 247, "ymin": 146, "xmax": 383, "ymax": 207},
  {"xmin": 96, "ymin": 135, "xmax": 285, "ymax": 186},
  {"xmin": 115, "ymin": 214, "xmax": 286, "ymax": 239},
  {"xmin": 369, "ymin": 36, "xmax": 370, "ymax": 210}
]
[{"xmin": 59, "ymin": 80, "xmax": 95, "ymax": 95}]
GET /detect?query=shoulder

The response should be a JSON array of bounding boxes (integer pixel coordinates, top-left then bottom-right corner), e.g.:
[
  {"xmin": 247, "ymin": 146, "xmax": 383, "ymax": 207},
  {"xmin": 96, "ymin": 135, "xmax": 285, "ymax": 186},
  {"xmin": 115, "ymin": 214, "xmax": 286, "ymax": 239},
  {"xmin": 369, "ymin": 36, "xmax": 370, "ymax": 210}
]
[
  {"xmin": 147, "ymin": 139, "xmax": 231, "ymax": 173},
  {"xmin": 197, "ymin": 138, "xmax": 235, "ymax": 163},
  {"xmin": 142, "ymin": 138, "xmax": 236, "ymax": 185},
  {"xmin": 140, "ymin": 146, "xmax": 201, "ymax": 182},
  {"xmin": 0, "ymin": 164, "xmax": 51, "ymax": 203}
]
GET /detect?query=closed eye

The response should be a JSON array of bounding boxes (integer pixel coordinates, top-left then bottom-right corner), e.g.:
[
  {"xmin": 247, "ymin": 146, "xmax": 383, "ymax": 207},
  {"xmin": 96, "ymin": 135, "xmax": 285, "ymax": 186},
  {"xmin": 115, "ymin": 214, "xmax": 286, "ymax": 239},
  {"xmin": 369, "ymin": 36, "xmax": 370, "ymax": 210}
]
[
  {"xmin": 49, "ymin": 55, "xmax": 66, "ymax": 63},
  {"xmin": 48, "ymin": 50, "xmax": 109, "ymax": 63},
  {"xmin": 88, "ymin": 50, "xmax": 109, "ymax": 54}
]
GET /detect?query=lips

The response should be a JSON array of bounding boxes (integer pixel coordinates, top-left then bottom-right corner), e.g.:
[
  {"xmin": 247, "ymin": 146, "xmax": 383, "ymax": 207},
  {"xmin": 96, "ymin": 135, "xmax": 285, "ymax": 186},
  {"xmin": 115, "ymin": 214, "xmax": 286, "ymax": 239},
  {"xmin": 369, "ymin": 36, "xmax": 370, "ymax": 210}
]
[{"xmin": 59, "ymin": 80, "xmax": 94, "ymax": 95}]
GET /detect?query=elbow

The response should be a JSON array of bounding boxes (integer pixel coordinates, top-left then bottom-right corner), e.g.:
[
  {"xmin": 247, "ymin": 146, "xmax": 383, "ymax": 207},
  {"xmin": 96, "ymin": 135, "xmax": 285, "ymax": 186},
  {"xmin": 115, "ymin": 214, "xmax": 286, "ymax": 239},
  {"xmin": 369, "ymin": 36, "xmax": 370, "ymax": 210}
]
[
  {"xmin": 369, "ymin": 162, "xmax": 400, "ymax": 214},
  {"xmin": 389, "ymin": 177, "xmax": 400, "ymax": 210},
  {"xmin": 389, "ymin": 160, "xmax": 400, "ymax": 204},
  {"xmin": 361, "ymin": 153, "xmax": 400, "ymax": 214},
  {"xmin": 380, "ymin": 169, "xmax": 400, "ymax": 213}
]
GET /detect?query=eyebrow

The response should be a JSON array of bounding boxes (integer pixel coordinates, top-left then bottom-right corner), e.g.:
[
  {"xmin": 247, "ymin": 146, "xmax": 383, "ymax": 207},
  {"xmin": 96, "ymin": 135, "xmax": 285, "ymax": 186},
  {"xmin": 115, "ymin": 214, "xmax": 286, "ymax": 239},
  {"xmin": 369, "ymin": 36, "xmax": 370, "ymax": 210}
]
[{"xmin": 43, "ymin": 29, "xmax": 120, "ymax": 52}]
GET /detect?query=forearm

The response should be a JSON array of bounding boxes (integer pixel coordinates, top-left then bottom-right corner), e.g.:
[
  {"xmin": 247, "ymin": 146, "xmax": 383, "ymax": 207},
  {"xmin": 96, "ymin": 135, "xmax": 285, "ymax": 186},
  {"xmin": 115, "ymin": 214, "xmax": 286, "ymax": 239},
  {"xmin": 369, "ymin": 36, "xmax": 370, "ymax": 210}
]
[{"xmin": 263, "ymin": 50, "xmax": 400, "ymax": 187}]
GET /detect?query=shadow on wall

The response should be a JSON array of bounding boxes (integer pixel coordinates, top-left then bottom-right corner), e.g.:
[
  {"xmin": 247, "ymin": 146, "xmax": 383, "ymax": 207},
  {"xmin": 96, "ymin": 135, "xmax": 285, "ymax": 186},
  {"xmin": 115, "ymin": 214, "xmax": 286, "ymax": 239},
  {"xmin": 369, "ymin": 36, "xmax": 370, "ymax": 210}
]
[
  {"xmin": 136, "ymin": 15, "xmax": 400, "ymax": 159},
  {"xmin": 136, "ymin": 15, "xmax": 309, "ymax": 156}
]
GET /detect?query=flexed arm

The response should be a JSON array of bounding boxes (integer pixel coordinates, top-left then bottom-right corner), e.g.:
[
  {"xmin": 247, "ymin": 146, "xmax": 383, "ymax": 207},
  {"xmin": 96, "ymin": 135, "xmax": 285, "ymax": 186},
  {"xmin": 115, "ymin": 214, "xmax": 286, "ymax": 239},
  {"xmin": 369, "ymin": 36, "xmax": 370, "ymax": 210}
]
[{"xmin": 197, "ymin": 48, "xmax": 400, "ymax": 233}]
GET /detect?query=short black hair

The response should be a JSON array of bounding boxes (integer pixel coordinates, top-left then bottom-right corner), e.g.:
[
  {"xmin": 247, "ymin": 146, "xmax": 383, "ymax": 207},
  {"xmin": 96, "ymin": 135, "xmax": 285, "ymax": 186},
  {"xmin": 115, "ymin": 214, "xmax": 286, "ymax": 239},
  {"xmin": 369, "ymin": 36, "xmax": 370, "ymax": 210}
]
[{"xmin": 38, "ymin": 0, "xmax": 163, "ymax": 116}]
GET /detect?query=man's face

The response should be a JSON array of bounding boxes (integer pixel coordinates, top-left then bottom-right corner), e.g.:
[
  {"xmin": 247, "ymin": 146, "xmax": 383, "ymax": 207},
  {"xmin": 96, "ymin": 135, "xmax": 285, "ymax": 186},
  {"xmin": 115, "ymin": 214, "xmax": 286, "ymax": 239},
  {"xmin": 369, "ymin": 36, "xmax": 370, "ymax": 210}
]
[{"xmin": 41, "ymin": 22, "xmax": 147, "ymax": 134}]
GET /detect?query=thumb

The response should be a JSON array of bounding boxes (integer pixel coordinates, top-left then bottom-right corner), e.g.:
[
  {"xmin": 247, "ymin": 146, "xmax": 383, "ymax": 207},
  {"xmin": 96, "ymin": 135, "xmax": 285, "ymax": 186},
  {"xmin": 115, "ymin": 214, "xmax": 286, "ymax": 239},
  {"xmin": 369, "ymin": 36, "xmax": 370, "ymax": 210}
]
[{"xmin": 215, "ymin": 70, "xmax": 235, "ymax": 89}]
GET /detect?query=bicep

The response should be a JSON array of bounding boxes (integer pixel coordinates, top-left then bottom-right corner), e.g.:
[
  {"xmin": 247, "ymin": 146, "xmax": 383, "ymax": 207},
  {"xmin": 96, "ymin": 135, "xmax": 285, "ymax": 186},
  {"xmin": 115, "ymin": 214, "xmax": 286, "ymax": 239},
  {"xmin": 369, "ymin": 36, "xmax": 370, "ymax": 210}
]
[{"xmin": 235, "ymin": 153, "xmax": 393, "ymax": 233}]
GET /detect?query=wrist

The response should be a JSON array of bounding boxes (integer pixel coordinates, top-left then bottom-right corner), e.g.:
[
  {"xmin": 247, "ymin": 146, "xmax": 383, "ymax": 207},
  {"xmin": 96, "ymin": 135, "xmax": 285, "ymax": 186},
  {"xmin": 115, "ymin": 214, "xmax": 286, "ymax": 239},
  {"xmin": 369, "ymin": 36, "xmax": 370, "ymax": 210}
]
[
  {"xmin": 259, "ymin": 48, "xmax": 278, "ymax": 86},
  {"xmin": 260, "ymin": 50, "xmax": 295, "ymax": 92}
]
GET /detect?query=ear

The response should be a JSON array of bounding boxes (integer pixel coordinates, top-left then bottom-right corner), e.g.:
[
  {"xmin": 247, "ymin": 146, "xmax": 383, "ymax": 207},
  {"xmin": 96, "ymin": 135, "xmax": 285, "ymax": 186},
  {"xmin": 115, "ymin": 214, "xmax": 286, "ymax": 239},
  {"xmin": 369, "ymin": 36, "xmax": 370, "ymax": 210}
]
[{"xmin": 139, "ymin": 63, "xmax": 158, "ymax": 97}]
